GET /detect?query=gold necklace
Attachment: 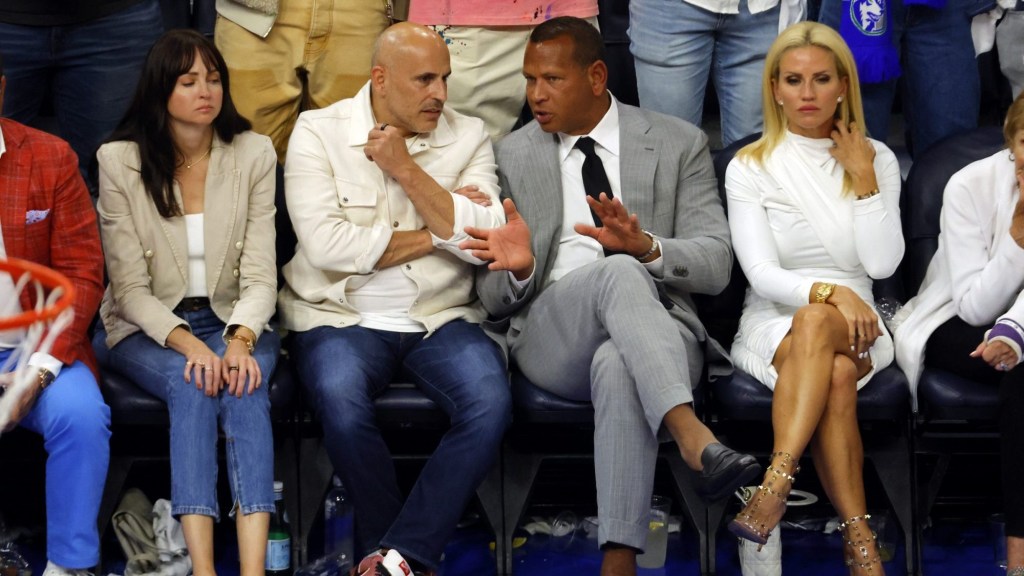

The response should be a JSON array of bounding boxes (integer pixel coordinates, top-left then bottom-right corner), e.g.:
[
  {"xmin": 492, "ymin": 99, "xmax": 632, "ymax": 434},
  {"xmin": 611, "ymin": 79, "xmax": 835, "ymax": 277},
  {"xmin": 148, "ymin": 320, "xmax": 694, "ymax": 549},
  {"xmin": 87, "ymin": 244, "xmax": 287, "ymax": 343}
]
[{"xmin": 184, "ymin": 146, "xmax": 212, "ymax": 169}]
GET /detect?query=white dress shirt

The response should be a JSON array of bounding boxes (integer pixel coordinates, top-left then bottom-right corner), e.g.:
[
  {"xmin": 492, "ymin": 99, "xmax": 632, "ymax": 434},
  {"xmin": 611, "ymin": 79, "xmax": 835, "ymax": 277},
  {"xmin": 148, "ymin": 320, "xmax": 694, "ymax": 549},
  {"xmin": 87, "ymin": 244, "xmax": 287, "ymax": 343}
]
[{"xmin": 546, "ymin": 95, "xmax": 664, "ymax": 285}]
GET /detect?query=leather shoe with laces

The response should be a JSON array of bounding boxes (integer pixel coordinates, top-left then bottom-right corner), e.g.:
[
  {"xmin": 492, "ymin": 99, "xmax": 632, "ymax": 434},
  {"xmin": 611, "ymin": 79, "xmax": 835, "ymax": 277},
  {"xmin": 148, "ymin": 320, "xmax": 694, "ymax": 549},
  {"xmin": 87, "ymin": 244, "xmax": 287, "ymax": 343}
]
[{"xmin": 696, "ymin": 442, "xmax": 760, "ymax": 501}]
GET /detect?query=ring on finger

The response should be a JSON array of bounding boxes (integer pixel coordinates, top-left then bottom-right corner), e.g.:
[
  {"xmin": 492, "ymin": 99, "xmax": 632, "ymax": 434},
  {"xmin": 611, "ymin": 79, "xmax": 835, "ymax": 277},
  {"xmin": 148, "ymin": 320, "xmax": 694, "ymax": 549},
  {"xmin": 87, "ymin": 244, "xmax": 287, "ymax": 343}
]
[
  {"xmin": 228, "ymin": 366, "xmax": 239, "ymax": 372},
  {"xmin": 999, "ymin": 362, "xmax": 1010, "ymax": 371},
  {"xmin": 205, "ymin": 367, "xmax": 214, "ymax": 372}
]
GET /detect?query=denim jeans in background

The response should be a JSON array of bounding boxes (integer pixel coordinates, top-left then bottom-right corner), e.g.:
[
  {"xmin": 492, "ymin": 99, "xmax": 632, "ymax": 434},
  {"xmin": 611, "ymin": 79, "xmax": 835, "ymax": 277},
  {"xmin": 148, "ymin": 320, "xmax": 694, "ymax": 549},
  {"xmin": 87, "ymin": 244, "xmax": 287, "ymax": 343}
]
[
  {"xmin": 629, "ymin": 0, "xmax": 780, "ymax": 147},
  {"xmin": 0, "ymin": 0, "xmax": 163, "ymax": 193},
  {"xmin": 5, "ymin": 354, "xmax": 111, "ymax": 569},
  {"xmin": 93, "ymin": 306, "xmax": 280, "ymax": 519},
  {"xmin": 819, "ymin": 0, "xmax": 995, "ymax": 156},
  {"xmin": 291, "ymin": 320, "xmax": 511, "ymax": 571}
]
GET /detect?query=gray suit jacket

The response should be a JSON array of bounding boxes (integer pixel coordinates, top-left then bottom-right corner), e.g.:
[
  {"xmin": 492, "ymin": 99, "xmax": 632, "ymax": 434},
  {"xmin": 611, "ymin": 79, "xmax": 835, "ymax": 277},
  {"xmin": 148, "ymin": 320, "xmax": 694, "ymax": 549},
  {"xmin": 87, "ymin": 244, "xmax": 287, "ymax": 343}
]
[{"xmin": 478, "ymin": 100, "xmax": 732, "ymax": 359}]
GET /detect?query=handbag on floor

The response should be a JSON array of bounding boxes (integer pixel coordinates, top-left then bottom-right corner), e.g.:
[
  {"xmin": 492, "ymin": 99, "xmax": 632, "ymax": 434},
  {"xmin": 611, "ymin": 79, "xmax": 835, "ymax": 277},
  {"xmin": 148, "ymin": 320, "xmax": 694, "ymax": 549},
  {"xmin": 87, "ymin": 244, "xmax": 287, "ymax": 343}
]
[
  {"xmin": 112, "ymin": 489, "xmax": 160, "ymax": 576},
  {"xmin": 111, "ymin": 490, "xmax": 191, "ymax": 576}
]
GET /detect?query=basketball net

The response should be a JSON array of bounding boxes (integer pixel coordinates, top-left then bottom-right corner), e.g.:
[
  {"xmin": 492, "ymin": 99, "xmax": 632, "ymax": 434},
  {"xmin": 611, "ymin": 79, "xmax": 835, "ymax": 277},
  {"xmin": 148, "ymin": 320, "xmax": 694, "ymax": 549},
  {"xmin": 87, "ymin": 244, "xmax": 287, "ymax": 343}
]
[{"xmin": 0, "ymin": 258, "xmax": 75, "ymax": 433}]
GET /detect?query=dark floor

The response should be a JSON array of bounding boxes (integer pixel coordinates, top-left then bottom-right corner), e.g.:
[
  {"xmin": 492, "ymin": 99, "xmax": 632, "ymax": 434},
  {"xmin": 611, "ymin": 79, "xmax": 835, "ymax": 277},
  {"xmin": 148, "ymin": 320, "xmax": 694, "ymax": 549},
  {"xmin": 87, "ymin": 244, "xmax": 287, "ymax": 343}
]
[{"xmin": 1, "ymin": 507, "xmax": 1007, "ymax": 576}]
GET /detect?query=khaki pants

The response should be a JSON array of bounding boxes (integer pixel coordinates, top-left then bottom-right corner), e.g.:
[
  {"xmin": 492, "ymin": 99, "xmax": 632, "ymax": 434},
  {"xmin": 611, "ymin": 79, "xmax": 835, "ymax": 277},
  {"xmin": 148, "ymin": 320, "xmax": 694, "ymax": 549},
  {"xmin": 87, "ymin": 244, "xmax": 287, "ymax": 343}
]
[
  {"xmin": 216, "ymin": 0, "xmax": 390, "ymax": 163},
  {"xmin": 429, "ymin": 25, "xmax": 533, "ymax": 141}
]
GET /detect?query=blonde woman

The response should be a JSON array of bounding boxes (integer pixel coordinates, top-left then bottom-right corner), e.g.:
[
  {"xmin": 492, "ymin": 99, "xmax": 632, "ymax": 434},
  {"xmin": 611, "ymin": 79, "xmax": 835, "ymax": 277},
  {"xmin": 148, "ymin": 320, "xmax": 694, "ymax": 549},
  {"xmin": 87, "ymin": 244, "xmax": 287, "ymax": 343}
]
[{"xmin": 724, "ymin": 21, "xmax": 904, "ymax": 574}]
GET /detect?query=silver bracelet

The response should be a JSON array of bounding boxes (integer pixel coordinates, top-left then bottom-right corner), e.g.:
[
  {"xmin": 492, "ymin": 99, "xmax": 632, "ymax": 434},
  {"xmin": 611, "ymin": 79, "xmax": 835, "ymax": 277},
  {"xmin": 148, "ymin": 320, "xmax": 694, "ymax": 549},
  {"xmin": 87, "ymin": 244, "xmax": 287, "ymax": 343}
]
[
  {"xmin": 636, "ymin": 230, "xmax": 659, "ymax": 261},
  {"xmin": 1007, "ymin": 567, "xmax": 1024, "ymax": 576}
]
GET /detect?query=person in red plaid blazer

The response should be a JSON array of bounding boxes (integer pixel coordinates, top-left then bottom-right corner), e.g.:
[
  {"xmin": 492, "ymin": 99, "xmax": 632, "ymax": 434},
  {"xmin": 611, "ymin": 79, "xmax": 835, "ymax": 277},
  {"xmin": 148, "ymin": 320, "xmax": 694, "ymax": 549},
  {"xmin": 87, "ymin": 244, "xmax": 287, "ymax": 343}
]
[{"xmin": 0, "ymin": 52, "xmax": 110, "ymax": 576}]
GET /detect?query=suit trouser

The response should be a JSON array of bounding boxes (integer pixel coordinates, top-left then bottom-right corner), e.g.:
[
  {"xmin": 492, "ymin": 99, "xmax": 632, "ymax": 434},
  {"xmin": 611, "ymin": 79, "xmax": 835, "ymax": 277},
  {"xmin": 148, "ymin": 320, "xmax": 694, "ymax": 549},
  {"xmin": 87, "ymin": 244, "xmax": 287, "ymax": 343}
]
[
  {"xmin": 214, "ymin": 0, "xmax": 390, "ymax": 164},
  {"xmin": 509, "ymin": 256, "xmax": 702, "ymax": 550}
]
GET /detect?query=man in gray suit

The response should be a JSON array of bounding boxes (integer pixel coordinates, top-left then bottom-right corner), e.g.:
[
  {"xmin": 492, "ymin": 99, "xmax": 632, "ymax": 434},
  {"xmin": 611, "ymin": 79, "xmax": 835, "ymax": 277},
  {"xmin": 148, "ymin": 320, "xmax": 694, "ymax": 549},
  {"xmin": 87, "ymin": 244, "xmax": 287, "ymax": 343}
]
[{"xmin": 461, "ymin": 16, "xmax": 759, "ymax": 576}]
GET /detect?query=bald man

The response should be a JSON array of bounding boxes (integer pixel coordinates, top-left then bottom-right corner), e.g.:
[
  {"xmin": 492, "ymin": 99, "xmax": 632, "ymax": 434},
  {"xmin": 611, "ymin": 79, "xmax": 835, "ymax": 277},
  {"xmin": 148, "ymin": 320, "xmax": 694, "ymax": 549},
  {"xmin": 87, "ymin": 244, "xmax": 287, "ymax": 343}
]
[{"xmin": 278, "ymin": 23, "xmax": 511, "ymax": 576}]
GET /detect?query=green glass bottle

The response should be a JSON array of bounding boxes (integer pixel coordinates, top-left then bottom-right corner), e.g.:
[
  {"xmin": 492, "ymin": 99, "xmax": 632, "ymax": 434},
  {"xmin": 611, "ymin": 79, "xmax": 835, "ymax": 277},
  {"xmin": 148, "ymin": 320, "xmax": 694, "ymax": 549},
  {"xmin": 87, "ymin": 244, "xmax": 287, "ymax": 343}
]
[{"xmin": 266, "ymin": 481, "xmax": 292, "ymax": 576}]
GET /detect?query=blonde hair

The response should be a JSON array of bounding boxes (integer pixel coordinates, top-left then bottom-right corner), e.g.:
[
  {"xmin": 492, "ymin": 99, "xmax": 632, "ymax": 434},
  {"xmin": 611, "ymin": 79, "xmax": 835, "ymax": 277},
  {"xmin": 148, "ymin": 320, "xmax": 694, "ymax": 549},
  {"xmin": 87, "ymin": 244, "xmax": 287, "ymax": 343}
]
[
  {"xmin": 1004, "ymin": 91, "xmax": 1024, "ymax": 149},
  {"xmin": 738, "ymin": 22, "xmax": 867, "ymax": 193}
]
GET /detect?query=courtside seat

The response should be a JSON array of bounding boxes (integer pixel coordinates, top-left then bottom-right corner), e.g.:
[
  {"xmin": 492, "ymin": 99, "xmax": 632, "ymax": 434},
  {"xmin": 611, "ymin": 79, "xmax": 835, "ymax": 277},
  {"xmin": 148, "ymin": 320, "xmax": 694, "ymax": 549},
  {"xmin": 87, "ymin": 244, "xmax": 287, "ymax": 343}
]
[
  {"xmin": 503, "ymin": 371, "xmax": 714, "ymax": 576},
  {"xmin": 916, "ymin": 368, "xmax": 1000, "ymax": 422},
  {"xmin": 703, "ymin": 131, "xmax": 915, "ymax": 575},
  {"xmin": 715, "ymin": 366, "xmax": 910, "ymax": 423},
  {"xmin": 291, "ymin": 382, "xmax": 504, "ymax": 571},
  {"xmin": 100, "ymin": 361, "xmax": 296, "ymax": 427},
  {"xmin": 904, "ymin": 126, "xmax": 1007, "ymax": 574},
  {"xmin": 96, "ymin": 360, "xmax": 299, "ymax": 553}
]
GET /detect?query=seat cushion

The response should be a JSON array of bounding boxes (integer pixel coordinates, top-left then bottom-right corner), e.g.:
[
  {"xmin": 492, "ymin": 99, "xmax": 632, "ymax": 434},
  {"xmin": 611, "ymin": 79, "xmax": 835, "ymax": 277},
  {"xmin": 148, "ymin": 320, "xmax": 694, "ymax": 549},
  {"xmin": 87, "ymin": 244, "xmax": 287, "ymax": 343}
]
[
  {"xmin": 373, "ymin": 383, "xmax": 448, "ymax": 427},
  {"xmin": 511, "ymin": 371, "xmax": 594, "ymax": 425},
  {"xmin": 713, "ymin": 365, "xmax": 910, "ymax": 422},
  {"xmin": 917, "ymin": 367, "xmax": 999, "ymax": 421}
]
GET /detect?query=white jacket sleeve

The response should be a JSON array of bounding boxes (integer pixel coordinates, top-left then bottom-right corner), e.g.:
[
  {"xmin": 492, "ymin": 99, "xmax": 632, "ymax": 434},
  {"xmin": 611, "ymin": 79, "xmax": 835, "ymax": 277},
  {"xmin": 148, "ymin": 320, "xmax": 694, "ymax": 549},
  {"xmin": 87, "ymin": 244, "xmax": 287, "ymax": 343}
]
[
  {"xmin": 726, "ymin": 159, "xmax": 815, "ymax": 307},
  {"xmin": 943, "ymin": 173, "xmax": 1024, "ymax": 326},
  {"xmin": 851, "ymin": 144, "xmax": 904, "ymax": 278}
]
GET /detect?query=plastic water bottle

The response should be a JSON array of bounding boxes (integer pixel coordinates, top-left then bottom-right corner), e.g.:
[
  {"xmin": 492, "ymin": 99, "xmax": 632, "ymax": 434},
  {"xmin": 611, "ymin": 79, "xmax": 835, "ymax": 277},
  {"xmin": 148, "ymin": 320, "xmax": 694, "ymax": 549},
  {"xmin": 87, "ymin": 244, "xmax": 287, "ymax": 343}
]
[
  {"xmin": 266, "ymin": 481, "xmax": 292, "ymax": 576},
  {"xmin": 323, "ymin": 476, "xmax": 353, "ymax": 563}
]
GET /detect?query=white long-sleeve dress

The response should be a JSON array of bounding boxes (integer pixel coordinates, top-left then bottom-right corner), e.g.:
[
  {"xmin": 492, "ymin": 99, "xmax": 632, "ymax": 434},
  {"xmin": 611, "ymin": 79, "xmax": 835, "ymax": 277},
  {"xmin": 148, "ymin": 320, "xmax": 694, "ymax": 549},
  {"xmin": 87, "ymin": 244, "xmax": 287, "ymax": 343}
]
[{"xmin": 724, "ymin": 131, "xmax": 905, "ymax": 389}]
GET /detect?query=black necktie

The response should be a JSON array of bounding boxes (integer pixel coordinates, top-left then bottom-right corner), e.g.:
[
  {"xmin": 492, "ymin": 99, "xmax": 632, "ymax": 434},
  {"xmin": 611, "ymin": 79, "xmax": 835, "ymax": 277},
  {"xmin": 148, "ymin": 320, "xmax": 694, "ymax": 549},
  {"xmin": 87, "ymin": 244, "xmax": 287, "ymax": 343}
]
[{"xmin": 575, "ymin": 136, "xmax": 613, "ymax": 227}]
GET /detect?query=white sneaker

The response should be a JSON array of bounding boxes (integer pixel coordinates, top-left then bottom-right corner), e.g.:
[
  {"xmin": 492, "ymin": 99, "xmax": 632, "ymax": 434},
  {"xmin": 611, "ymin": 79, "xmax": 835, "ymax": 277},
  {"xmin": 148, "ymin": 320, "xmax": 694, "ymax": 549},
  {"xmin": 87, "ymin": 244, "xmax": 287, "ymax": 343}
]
[
  {"xmin": 354, "ymin": 549, "xmax": 413, "ymax": 576},
  {"xmin": 42, "ymin": 561, "xmax": 94, "ymax": 576}
]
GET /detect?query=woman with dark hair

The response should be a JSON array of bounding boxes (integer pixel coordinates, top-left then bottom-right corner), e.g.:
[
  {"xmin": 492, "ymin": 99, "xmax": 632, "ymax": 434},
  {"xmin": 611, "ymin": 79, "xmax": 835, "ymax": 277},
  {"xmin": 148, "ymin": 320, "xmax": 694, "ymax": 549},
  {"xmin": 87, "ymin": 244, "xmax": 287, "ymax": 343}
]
[
  {"xmin": 92, "ymin": 29, "xmax": 279, "ymax": 576},
  {"xmin": 895, "ymin": 91, "xmax": 1024, "ymax": 575},
  {"xmin": 724, "ymin": 21, "xmax": 904, "ymax": 574}
]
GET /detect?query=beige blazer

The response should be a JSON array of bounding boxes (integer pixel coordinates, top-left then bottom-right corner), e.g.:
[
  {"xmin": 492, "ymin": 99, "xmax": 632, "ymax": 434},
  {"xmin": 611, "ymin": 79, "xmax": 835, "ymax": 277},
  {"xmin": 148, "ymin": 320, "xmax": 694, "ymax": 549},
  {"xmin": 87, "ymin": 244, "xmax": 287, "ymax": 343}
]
[{"xmin": 97, "ymin": 131, "xmax": 278, "ymax": 348}]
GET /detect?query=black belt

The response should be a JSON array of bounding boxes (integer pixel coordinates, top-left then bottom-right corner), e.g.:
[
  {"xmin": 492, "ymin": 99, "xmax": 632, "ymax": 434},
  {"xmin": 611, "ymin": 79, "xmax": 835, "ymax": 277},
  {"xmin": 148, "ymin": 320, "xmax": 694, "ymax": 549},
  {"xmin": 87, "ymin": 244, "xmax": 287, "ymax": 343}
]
[{"xmin": 175, "ymin": 297, "xmax": 211, "ymax": 312}]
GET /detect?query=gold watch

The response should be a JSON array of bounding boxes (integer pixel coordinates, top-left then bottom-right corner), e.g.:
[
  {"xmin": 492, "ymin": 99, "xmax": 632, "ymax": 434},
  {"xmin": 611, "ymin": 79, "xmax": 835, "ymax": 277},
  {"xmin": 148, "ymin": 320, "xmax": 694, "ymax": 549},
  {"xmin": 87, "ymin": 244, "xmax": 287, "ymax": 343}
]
[
  {"xmin": 814, "ymin": 282, "xmax": 836, "ymax": 304},
  {"xmin": 37, "ymin": 367, "xmax": 55, "ymax": 390}
]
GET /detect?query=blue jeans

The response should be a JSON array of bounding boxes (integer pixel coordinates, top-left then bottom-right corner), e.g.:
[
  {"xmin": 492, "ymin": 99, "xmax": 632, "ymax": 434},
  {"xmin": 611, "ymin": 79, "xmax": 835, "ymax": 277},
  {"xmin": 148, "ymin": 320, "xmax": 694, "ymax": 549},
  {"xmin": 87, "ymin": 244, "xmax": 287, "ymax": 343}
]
[
  {"xmin": 0, "ymin": 0, "xmax": 163, "ymax": 192},
  {"xmin": 819, "ymin": 0, "xmax": 995, "ymax": 156},
  {"xmin": 3, "ymin": 353, "xmax": 111, "ymax": 569},
  {"xmin": 629, "ymin": 0, "xmax": 780, "ymax": 147},
  {"xmin": 291, "ymin": 320, "xmax": 510, "ymax": 571},
  {"xmin": 94, "ymin": 306, "xmax": 280, "ymax": 519}
]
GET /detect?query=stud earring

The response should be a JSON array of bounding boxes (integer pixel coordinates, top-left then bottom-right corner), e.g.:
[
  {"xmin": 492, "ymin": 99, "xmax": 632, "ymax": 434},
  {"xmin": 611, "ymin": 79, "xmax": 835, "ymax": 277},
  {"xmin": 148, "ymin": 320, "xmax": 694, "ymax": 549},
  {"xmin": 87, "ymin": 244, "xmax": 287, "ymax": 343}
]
[
  {"xmin": 837, "ymin": 96, "xmax": 844, "ymax": 102},
  {"xmin": 777, "ymin": 100, "xmax": 784, "ymax": 106}
]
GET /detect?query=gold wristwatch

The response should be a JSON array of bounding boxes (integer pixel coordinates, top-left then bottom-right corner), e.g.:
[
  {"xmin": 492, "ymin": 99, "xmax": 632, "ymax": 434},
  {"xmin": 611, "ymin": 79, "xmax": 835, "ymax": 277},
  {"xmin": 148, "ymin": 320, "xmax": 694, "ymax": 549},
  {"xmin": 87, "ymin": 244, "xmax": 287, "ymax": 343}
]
[
  {"xmin": 37, "ymin": 367, "xmax": 55, "ymax": 390},
  {"xmin": 815, "ymin": 282, "xmax": 836, "ymax": 304}
]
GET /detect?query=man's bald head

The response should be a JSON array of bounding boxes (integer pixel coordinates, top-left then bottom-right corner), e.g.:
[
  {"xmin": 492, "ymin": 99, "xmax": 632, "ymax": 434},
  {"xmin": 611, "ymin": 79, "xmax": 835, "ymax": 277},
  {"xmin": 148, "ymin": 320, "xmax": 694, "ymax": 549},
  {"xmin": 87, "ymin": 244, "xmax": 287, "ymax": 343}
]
[
  {"xmin": 371, "ymin": 22, "xmax": 448, "ymax": 69},
  {"xmin": 369, "ymin": 22, "xmax": 451, "ymax": 136}
]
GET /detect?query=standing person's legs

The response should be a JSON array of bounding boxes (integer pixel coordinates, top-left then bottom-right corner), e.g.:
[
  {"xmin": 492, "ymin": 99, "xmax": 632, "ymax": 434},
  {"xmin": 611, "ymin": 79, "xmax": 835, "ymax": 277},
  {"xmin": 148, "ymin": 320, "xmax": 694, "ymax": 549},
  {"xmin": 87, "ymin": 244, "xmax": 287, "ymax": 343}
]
[
  {"xmin": 18, "ymin": 362, "xmax": 111, "ymax": 569},
  {"xmin": 818, "ymin": 0, "xmax": 905, "ymax": 142},
  {"xmin": 713, "ymin": 1, "xmax": 779, "ymax": 147},
  {"xmin": 0, "ymin": 24, "xmax": 52, "ymax": 127},
  {"xmin": 51, "ymin": 0, "xmax": 163, "ymax": 192},
  {"xmin": 379, "ymin": 320, "xmax": 510, "ymax": 570},
  {"xmin": 305, "ymin": 0, "xmax": 389, "ymax": 114},
  {"xmin": 428, "ymin": 25, "xmax": 532, "ymax": 141},
  {"xmin": 901, "ymin": 0, "xmax": 992, "ymax": 156},
  {"xmin": 291, "ymin": 325, "xmax": 400, "ymax": 560},
  {"xmin": 630, "ymin": 0, "xmax": 717, "ymax": 128},
  {"xmin": 215, "ymin": 2, "xmax": 309, "ymax": 163}
]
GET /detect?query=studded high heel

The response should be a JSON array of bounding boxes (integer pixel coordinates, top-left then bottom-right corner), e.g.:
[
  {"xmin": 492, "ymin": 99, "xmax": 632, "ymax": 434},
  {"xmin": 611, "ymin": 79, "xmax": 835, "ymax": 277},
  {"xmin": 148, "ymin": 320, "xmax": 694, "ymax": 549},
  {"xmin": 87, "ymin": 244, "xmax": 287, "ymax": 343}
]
[
  {"xmin": 841, "ymin": 514, "xmax": 884, "ymax": 574},
  {"xmin": 727, "ymin": 451, "xmax": 799, "ymax": 548}
]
